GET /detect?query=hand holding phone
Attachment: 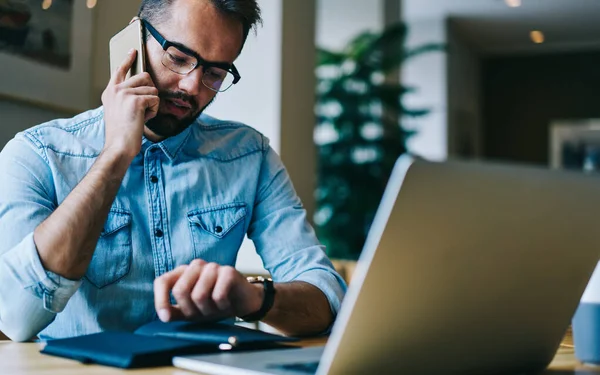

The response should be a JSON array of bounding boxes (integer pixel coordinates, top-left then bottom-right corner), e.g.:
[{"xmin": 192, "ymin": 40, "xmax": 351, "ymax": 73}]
[
  {"xmin": 109, "ymin": 17, "xmax": 146, "ymax": 79},
  {"xmin": 101, "ymin": 18, "xmax": 158, "ymax": 161}
]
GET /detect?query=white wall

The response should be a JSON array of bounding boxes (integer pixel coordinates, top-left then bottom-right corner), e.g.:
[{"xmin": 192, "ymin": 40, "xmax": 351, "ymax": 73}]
[
  {"xmin": 317, "ymin": 0, "xmax": 385, "ymax": 50},
  {"xmin": 401, "ymin": 17, "xmax": 448, "ymax": 161}
]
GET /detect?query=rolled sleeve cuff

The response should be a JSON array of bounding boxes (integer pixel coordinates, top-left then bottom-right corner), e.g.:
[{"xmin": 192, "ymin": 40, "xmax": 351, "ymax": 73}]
[
  {"xmin": 293, "ymin": 268, "xmax": 347, "ymax": 320},
  {"xmin": 2, "ymin": 233, "xmax": 81, "ymax": 313}
]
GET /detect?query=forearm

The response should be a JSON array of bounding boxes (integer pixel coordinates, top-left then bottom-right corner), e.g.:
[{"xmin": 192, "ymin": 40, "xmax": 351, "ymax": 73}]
[
  {"xmin": 34, "ymin": 150, "xmax": 131, "ymax": 279},
  {"xmin": 0, "ymin": 233, "xmax": 81, "ymax": 341},
  {"xmin": 262, "ymin": 281, "xmax": 333, "ymax": 337}
]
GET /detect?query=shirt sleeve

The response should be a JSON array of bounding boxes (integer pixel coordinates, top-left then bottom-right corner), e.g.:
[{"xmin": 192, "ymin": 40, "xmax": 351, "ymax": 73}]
[
  {"xmin": 247, "ymin": 139, "xmax": 347, "ymax": 321},
  {"xmin": 0, "ymin": 134, "xmax": 81, "ymax": 342}
]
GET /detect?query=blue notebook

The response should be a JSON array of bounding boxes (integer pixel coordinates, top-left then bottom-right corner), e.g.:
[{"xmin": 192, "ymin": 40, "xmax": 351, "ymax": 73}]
[{"xmin": 41, "ymin": 321, "xmax": 298, "ymax": 368}]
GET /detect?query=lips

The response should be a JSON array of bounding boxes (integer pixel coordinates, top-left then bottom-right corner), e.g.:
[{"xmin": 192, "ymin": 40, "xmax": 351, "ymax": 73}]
[{"xmin": 163, "ymin": 99, "xmax": 192, "ymax": 118}]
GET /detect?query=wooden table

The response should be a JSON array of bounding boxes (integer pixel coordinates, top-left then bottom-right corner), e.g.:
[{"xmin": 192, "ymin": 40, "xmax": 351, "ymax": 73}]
[
  {"xmin": 545, "ymin": 330, "xmax": 598, "ymax": 373},
  {"xmin": 0, "ymin": 333, "xmax": 596, "ymax": 374},
  {"xmin": 0, "ymin": 337, "xmax": 326, "ymax": 375}
]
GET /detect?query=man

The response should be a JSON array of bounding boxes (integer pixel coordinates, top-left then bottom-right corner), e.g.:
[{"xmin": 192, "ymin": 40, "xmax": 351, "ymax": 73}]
[{"xmin": 0, "ymin": 0, "xmax": 346, "ymax": 342}]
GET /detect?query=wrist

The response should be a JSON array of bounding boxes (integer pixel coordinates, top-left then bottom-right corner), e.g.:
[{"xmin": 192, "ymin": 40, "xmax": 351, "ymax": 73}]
[
  {"xmin": 247, "ymin": 282, "xmax": 264, "ymax": 315},
  {"xmin": 239, "ymin": 277, "xmax": 276, "ymax": 322},
  {"xmin": 100, "ymin": 146, "xmax": 136, "ymax": 171}
]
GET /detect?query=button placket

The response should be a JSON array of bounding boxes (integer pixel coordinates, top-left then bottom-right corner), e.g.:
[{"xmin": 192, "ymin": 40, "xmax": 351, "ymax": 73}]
[
  {"xmin": 150, "ymin": 163, "xmax": 164, "ymax": 240},
  {"xmin": 145, "ymin": 152, "xmax": 170, "ymax": 276}
]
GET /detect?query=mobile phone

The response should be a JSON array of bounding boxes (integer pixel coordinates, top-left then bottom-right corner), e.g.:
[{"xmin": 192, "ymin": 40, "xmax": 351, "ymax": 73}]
[{"xmin": 109, "ymin": 17, "xmax": 146, "ymax": 79}]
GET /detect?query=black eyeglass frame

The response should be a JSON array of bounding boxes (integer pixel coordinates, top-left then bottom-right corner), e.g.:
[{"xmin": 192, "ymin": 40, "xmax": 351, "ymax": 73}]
[{"xmin": 141, "ymin": 18, "xmax": 241, "ymax": 90}]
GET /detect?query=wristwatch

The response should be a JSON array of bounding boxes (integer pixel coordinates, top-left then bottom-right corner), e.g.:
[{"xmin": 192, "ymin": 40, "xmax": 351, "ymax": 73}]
[{"xmin": 239, "ymin": 276, "xmax": 275, "ymax": 322}]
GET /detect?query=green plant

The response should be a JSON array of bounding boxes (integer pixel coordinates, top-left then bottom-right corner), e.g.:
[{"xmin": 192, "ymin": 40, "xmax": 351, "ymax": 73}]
[{"xmin": 314, "ymin": 23, "xmax": 443, "ymax": 260}]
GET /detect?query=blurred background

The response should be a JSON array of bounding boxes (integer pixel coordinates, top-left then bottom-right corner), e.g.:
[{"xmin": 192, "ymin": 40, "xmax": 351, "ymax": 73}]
[{"xmin": 1, "ymin": 0, "xmax": 599, "ymax": 273}]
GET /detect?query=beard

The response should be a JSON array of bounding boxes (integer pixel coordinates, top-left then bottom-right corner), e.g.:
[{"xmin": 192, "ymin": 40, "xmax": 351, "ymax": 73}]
[{"xmin": 145, "ymin": 90, "xmax": 214, "ymax": 139}]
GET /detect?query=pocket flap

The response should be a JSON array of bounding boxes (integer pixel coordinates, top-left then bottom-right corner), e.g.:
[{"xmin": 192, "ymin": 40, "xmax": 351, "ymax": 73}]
[
  {"xmin": 101, "ymin": 209, "xmax": 132, "ymax": 237},
  {"xmin": 187, "ymin": 203, "xmax": 246, "ymax": 239}
]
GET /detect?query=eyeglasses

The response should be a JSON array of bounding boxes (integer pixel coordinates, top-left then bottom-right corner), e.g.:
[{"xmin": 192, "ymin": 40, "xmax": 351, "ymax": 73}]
[{"xmin": 141, "ymin": 19, "xmax": 241, "ymax": 92}]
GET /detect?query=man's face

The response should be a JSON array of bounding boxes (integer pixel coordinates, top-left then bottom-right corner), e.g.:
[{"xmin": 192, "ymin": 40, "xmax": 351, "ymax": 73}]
[{"xmin": 143, "ymin": 0, "xmax": 243, "ymax": 141}]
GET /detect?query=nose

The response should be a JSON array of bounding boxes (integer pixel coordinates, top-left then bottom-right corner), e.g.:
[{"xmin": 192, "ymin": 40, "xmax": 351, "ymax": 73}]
[{"xmin": 177, "ymin": 68, "xmax": 204, "ymax": 96}]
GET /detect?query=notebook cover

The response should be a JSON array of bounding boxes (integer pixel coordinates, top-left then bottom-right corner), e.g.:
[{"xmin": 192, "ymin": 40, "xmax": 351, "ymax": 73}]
[
  {"xmin": 135, "ymin": 320, "xmax": 299, "ymax": 345},
  {"xmin": 40, "ymin": 331, "xmax": 215, "ymax": 368}
]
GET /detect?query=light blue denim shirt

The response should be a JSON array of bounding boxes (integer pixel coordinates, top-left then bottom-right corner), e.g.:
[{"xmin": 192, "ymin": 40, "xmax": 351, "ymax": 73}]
[{"xmin": 0, "ymin": 107, "xmax": 346, "ymax": 341}]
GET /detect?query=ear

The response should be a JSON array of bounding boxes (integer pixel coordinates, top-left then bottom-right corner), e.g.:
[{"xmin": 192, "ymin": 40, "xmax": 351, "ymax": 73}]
[{"xmin": 129, "ymin": 16, "xmax": 141, "ymax": 25}]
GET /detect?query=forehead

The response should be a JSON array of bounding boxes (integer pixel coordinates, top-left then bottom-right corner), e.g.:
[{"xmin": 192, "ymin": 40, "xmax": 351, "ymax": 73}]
[{"xmin": 158, "ymin": 0, "xmax": 243, "ymax": 64}]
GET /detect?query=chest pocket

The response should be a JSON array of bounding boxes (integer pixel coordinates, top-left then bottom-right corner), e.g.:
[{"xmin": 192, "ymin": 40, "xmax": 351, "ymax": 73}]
[
  {"xmin": 187, "ymin": 203, "xmax": 247, "ymax": 265},
  {"xmin": 85, "ymin": 209, "xmax": 133, "ymax": 289}
]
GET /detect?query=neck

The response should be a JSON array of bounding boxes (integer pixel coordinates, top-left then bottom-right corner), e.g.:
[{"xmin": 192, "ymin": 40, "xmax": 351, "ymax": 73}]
[{"xmin": 143, "ymin": 126, "xmax": 167, "ymax": 143}]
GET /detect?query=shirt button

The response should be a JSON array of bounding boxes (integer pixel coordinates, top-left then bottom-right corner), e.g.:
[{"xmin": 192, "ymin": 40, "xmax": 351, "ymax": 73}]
[
  {"xmin": 154, "ymin": 229, "xmax": 164, "ymax": 238},
  {"xmin": 215, "ymin": 226, "xmax": 223, "ymax": 234},
  {"xmin": 150, "ymin": 176, "xmax": 158, "ymax": 183}
]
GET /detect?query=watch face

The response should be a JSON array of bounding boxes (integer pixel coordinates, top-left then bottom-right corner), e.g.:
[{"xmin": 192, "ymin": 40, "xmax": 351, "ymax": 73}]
[
  {"xmin": 246, "ymin": 276, "xmax": 272, "ymax": 284},
  {"xmin": 246, "ymin": 276, "xmax": 264, "ymax": 284}
]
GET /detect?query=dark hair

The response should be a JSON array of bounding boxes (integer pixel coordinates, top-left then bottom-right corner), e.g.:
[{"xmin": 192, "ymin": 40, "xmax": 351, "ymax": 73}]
[{"xmin": 138, "ymin": 0, "xmax": 262, "ymax": 52}]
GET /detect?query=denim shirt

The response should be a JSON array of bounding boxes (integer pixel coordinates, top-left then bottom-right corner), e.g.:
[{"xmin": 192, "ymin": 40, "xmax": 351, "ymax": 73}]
[{"xmin": 0, "ymin": 107, "xmax": 346, "ymax": 341}]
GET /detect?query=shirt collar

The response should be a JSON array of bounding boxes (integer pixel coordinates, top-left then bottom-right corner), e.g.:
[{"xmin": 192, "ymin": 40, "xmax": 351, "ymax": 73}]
[{"xmin": 140, "ymin": 123, "xmax": 193, "ymax": 161}]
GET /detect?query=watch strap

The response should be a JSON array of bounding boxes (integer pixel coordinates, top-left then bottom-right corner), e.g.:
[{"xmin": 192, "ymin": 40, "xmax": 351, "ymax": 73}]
[{"xmin": 239, "ymin": 277, "xmax": 275, "ymax": 322}]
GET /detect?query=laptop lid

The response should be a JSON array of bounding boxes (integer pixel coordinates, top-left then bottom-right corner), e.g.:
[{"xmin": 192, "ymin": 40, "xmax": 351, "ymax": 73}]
[{"xmin": 318, "ymin": 156, "xmax": 599, "ymax": 375}]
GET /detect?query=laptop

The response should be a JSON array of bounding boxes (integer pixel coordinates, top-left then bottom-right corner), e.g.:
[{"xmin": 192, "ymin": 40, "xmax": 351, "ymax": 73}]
[{"xmin": 173, "ymin": 156, "xmax": 600, "ymax": 375}]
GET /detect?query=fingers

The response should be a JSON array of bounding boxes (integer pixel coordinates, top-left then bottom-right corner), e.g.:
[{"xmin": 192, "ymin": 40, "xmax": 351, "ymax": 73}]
[
  {"xmin": 111, "ymin": 49, "xmax": 138, "ymax": 85},
  {"xmin": 126, "ymin": 86, "xmax": 158, "ymax": 96},
  {"xmin": 130, "ymin": 94, "xmax": 159, "ymax": 122},
  {"xmin": 144, "ymin": 95, "xmax": 160, "ymax": 122},
  {"xmin": 172, "ymin": 261, "xmax": 203, "ymax": 318},
  {"xmin": 191, "ymin": 262, "xmax": 220, "ymax": 316},
  {"xmin": 116, "ymin": 76, "xmax": 159, "ymax": 123},
  {"xmin": 212, "ymin": 266, "xmax": 237, "ymax": 312},
  {"xmin": 119, "ymin": 71, "xmax": 155, "ymax": 89},
  {"xmin": 154, "ymin": 265, "xmax": 186, "ymax": 322},
  {"xmin": 102, "ymin": 73, "xmax": 156, "ymax": 103},
  {"xmin": 154, "ymin": 261, "xmax": 242, "ymax": 323},
  {"xmin": 101, "ymin": 50, "xmax": 156, "ymax": 160}
]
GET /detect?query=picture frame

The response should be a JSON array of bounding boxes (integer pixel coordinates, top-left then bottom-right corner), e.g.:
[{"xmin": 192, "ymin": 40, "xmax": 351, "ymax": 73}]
[
  {"xmin": 550, "ymin": 119, "xmax": 600, "ymax": 171},
  {"xmin": 0, "ymin": 0, "xmax": 94, "ymax": 113}
]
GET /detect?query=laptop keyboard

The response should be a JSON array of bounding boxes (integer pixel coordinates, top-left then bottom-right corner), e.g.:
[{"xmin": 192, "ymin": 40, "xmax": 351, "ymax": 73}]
[{"xmin": 268, "ymin": 361, "xmax": 320, "ymax": 374}]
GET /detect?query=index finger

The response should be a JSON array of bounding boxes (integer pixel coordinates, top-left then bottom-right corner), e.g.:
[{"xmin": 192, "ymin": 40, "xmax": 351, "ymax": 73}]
[
  {"xmin": 154, "ymin": 266, "xmax": 186, "ymax": 321},
  {"xmin": 111, "ymin": 48, "xmax": 137, "ymax": 85}
]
